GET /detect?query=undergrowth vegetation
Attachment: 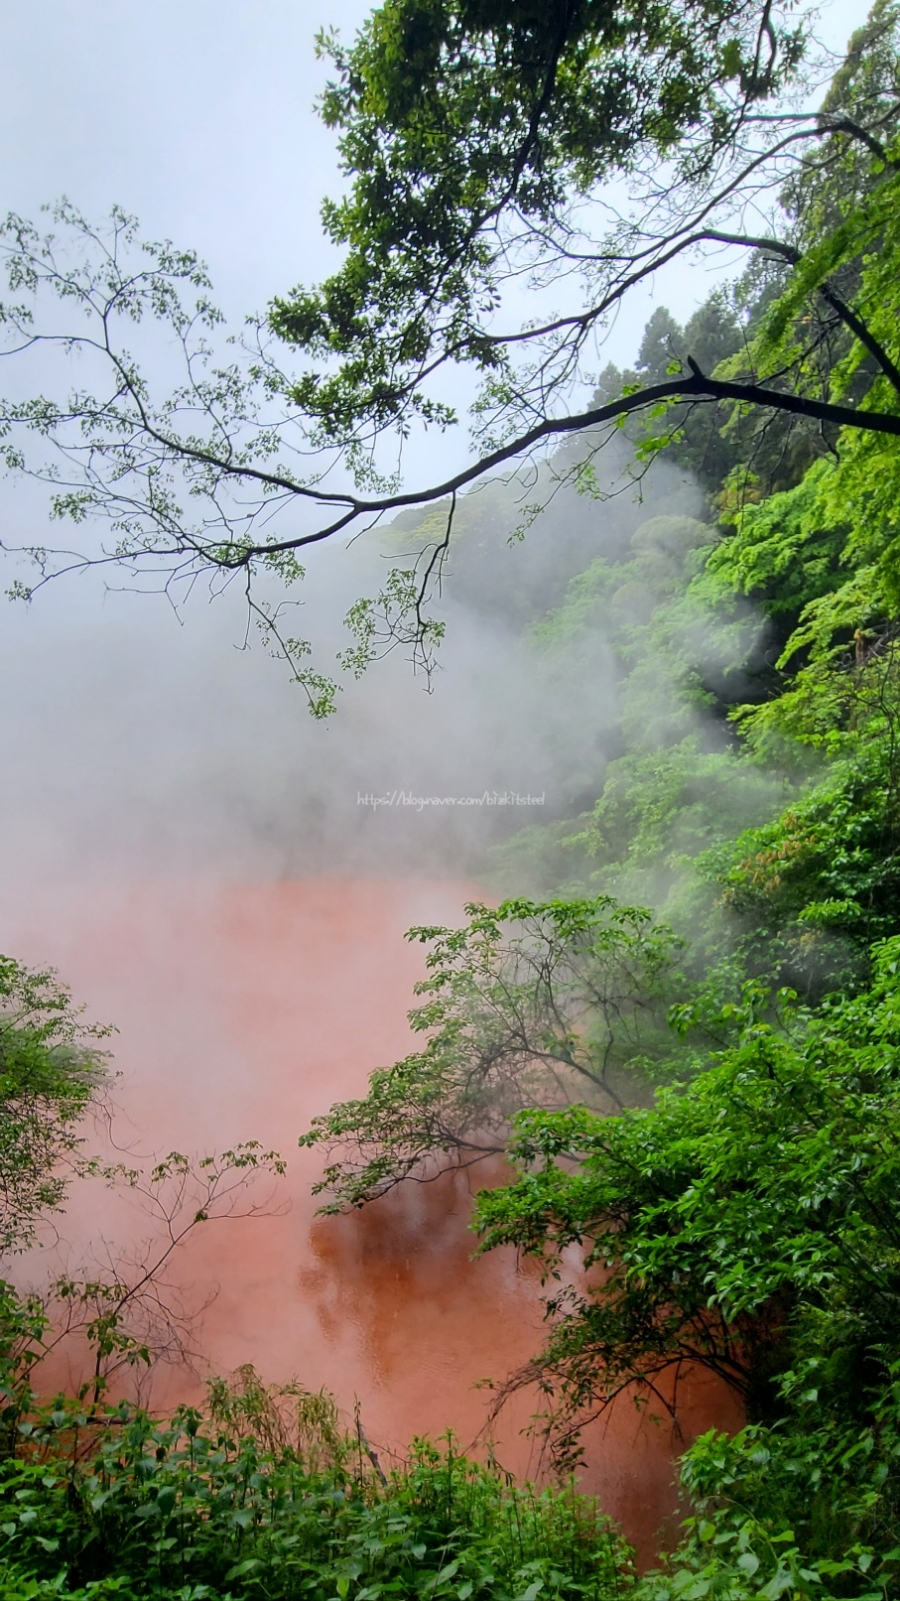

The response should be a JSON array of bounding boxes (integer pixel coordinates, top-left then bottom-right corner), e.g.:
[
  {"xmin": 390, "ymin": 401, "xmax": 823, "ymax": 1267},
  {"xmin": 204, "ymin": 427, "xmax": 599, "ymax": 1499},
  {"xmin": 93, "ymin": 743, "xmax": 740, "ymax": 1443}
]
[{"xmin": 0, "ymin": 1372, "xmax": 627, "ymax": 1601}]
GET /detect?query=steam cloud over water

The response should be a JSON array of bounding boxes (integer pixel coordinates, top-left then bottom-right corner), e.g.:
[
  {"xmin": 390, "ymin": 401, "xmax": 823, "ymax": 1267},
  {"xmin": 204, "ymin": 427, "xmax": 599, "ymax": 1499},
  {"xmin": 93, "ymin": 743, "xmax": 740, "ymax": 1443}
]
[{"xmin": 0, "ymin": 440, "xmax": 705, "ymax": 883}]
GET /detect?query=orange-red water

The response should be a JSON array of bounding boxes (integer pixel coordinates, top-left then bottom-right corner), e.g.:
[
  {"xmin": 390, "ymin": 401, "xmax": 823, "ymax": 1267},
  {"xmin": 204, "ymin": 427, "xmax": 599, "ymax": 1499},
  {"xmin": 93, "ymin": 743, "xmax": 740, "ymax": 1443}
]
[{"xmin": 0, "ymin": 877, "xmax": 740, "ymax": 1560}]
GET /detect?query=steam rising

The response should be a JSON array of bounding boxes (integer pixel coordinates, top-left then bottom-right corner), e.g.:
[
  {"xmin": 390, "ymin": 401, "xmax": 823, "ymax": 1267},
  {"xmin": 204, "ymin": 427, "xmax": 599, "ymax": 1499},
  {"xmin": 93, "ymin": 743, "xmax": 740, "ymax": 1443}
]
[{"xmin": 0, "ymin": 438, "xmax": 707, "ymax": 883}]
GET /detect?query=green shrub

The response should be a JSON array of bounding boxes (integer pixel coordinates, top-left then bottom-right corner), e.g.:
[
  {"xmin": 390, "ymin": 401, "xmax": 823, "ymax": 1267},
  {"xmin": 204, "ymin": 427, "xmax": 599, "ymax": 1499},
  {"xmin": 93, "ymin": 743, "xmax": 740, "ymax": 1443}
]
[{"xmin": 0, "ymin": 1378, "xmax": 630, "ymax": 1601}]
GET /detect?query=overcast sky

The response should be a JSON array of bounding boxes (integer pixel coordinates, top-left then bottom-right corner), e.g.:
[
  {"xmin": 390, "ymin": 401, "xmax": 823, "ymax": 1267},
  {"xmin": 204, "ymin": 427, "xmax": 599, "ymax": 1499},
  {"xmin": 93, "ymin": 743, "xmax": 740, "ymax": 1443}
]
[{"xmin": 0, "ymin": 1, "xmax": 370, "ymax": 315}]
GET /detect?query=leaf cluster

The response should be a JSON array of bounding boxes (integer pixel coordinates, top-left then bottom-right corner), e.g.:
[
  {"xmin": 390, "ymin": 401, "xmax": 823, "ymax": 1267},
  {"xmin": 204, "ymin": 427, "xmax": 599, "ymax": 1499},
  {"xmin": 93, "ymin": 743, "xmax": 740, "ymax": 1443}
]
[
  {"xmin": 473, "ymin": 937, "xmax": 900, "ymax": 1465},
  {"xmin": 301, "ymin": 896, "xmax": 685, "ymax": 1211},
  {"xmin": 0, "ymin": 1380, "xmax": 628, "ymax": 1601},
  {"xmin": 0, "ymin": 956, "xmax": 110, "ymax": 1258},
  {"xmin": 272, "ymin": 0, "xmax": 803, "ymax": 443}
]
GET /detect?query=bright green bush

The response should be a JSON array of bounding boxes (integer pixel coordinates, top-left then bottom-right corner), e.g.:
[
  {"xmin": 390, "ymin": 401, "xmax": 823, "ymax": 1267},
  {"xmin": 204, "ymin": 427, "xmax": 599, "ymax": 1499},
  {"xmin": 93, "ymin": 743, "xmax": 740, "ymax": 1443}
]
[{"xmin": 0, "ymin": 1383, "xmax": 629, "ymax": 1601}]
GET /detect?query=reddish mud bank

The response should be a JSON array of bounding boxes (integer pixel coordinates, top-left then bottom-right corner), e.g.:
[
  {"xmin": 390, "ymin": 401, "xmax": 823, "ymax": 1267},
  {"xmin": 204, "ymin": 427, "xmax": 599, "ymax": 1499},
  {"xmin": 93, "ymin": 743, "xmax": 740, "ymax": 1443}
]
[{"xmin": 0, "ymin": 878, "xmax": 741, "ymax": 1560}]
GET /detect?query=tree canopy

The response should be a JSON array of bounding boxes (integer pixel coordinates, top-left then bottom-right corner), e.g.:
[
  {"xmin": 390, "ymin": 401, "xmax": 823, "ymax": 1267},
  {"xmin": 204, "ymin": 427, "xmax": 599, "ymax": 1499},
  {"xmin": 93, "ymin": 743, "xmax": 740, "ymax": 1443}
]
[{"xmin": 271, "ymin": 0, "xmax": 806, "ymax": 442}]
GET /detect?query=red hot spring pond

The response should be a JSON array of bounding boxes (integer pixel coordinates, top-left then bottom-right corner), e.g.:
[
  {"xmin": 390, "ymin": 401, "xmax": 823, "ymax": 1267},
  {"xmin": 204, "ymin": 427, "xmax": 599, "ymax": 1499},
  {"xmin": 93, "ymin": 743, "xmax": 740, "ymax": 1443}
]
[{"xmin": 0, "ymin": 876, "xmax": 741, "ymax": 1560}]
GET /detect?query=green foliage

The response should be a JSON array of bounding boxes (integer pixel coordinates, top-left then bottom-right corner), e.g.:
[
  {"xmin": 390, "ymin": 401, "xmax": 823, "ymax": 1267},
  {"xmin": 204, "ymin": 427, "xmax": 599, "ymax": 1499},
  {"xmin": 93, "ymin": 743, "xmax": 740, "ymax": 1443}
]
[
  {"xmin": 0, "ymin": 956, "xmax": 109, "ymax": 1257},
  {"xmin": 272, "ymin": 0, "xmax": 804, "ymax": 444},
  {"xmin": 474, "ymin": 937, "xmax": 900, "ymax": 1475},
  {"xmin": 532, "ymin": 514, "xmax": 742, "ymax": 756},
  {"xmin": 301, "ymin": 897, "xmax": 683, "ymax": 1211},
  {"xmin": 594, "ymin": 295, "xmax": 748, "ymax": 494},
  {"xmin": 295, "ymin": 60, "xmax": 900, "ymax": 1601},
  {"xmin": 712, "ymin": 746, "xmax": 900, "ymax": 995},
  {"xmin": 0, "ymin": 1289, "xmax": 50, "ymax": 1467},
  {"xmin": 700, "ymin": 462, "xmax": 847, "ymax": 633},
  {"xmin": 3, "ymin": 3, "xmax": 896, "ymax": 702},
  {"xmin": 0, "ymin": 1376, "xmax": 628, "ymax": 1601},
  {"xmin": 710, "ymin": 120, "xmax": 900, "ymax": 663},
  {"xmin": 639, "ymin": 1378, "xmax": 900, "ymax": 1601},
  {"xmin": 0, "ymin": 960, "xmax": 109, "ymax": 1462},
  {"xmin": 505, "ymin": 511, "xmax": 777, "ymax": 939}
]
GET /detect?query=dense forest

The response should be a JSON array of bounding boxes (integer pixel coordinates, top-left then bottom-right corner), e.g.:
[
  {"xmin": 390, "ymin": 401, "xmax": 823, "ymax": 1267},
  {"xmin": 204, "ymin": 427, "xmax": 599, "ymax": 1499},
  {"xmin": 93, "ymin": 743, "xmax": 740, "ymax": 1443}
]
[{"xmin": 3, "ymin": 0, "xmax": 900, "ymax": 1597}]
